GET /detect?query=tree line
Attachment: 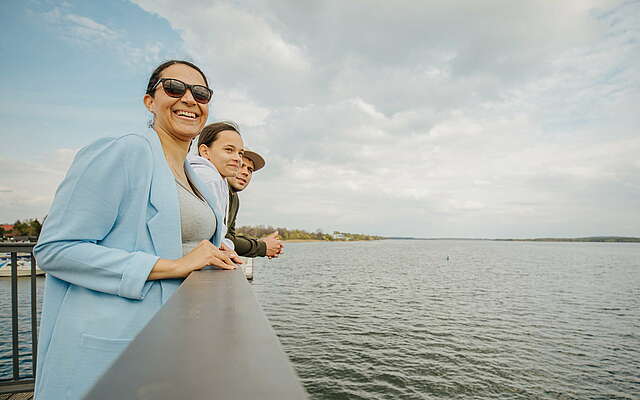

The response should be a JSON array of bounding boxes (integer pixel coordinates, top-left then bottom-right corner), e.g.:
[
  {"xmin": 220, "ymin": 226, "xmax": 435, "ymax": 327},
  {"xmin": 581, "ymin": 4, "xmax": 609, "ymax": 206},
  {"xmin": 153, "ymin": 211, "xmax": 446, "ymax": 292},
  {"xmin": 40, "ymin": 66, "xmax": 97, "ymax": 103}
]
[
  {"xmin": 1, "ymin": 218, "xmax": 43, "ymax": 238},
  {"xmin": 237, "ymin": 225, "xmax": 384, "ymax": 241},
  {"xmin": 1, "ymin": 219, "xmax": 384, "ymax": 242}
]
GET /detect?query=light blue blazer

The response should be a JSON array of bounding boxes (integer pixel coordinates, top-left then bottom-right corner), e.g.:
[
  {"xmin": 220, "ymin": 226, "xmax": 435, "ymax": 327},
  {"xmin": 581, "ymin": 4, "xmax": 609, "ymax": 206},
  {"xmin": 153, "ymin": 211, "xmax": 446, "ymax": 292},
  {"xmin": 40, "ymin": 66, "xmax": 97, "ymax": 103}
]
[{"xmin": 33, "ymin": 130, "xmax": 224, "ymax": 399}]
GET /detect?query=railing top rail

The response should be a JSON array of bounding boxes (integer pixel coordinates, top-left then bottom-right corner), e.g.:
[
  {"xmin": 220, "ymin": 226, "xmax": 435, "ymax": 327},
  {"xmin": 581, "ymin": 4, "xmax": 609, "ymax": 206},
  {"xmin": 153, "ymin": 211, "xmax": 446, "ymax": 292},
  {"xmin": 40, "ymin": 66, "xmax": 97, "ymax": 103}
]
[
  {"xmin": 0, "ymin": 242, "xmax": 36, "ymax": 253},
  {"xmin": 85, "ymin": 268, "xmax": 309, "ymax": 400}
]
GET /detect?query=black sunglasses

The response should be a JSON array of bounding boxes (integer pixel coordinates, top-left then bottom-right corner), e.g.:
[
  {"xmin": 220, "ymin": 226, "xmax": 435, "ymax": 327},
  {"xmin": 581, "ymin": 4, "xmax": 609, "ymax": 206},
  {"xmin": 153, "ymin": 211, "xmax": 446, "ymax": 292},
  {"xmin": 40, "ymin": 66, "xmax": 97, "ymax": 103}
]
[{"xmin": 151, "ymin": 78, "xmax": 213, "ymax": 104}]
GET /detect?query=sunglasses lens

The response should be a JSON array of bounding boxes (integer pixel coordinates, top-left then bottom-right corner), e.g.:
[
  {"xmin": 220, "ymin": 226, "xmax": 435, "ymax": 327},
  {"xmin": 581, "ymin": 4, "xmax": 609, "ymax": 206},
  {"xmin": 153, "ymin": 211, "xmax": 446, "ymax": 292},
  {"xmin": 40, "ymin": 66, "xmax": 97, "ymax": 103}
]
[
  {"xmin": 191, "ymin": 85, "xmax": 212, "ymax": 104},
  {"xmin": 162, "ymin": 79, "xmax": 186, "ymax": 98}
]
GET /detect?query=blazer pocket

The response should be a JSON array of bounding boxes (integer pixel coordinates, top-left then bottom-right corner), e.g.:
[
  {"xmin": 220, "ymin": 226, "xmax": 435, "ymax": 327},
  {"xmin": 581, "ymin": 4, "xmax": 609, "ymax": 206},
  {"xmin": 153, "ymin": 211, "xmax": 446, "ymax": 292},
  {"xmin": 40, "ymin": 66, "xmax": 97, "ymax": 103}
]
[
  {"xmin": 81, "ymin": 333, "xmax": 132, "ymax": 352},
  {"xmin": 66, "ymin": 334, "xmax": 132, "ymax": 399}
]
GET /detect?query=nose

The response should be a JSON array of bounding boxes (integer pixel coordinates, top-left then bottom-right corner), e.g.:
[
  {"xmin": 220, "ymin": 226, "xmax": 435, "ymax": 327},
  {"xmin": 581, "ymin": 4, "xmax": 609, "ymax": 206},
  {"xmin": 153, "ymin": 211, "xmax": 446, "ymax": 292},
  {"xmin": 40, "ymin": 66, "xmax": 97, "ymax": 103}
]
[{"xmin": 180, "ymin": 88, "xmax": 197, "ymax": 105}]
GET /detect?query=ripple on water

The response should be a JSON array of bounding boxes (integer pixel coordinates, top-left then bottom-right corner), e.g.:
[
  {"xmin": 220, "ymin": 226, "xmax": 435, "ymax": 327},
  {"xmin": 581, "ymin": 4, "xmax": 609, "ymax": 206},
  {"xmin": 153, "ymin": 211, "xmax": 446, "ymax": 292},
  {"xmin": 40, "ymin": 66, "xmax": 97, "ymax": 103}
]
[{"xmin": 252, "ymin": 240, "xmax": 640, "ymax": 399}]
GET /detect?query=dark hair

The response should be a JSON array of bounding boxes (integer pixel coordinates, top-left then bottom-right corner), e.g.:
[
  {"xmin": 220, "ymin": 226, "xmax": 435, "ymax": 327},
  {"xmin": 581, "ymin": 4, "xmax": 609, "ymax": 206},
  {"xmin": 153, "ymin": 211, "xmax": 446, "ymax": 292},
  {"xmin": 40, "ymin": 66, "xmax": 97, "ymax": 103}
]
[
  {"xmin": 145, "ymin": 60, "xmax": 209, "ymax": 96},
  {"xmin": 197, "ymin": 122, "xmax": 241, "ymax": 155}
]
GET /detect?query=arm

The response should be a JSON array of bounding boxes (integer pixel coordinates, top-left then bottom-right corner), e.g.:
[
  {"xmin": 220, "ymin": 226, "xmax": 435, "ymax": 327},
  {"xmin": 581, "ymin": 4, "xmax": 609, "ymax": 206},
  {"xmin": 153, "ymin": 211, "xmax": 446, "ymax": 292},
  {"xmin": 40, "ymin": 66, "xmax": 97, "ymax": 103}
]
[
  {"xmin": 35, "ymin": 136, "xmax": 235, "ymax": 300},
  {"xmin": 225, "ymin": 190, "xmax": 267, "ymax": 258},
  {"xmin": 233, "ymin": 234, "xmax": 267, "ymax": 258},
  {"xmin": 259, "ymin": 231, "xmax": 284, "ymax": 258},
  {"xmin": 34, "ymin": 136, "xmax": 159, "ymax": 300}
]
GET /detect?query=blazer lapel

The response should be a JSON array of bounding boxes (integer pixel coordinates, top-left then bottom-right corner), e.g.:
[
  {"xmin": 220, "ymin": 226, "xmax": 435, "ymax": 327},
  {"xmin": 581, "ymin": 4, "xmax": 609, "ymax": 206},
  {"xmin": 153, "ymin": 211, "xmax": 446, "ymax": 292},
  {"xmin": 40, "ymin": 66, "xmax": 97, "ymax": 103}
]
[{"xmin": 145, "ymin": 130, "xmax": 182, "ymax": 260}]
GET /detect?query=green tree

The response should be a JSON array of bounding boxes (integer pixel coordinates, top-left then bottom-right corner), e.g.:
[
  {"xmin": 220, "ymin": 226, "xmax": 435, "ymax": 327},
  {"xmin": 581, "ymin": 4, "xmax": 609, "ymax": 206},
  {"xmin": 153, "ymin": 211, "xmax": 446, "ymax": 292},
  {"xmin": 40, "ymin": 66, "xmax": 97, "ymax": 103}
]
[
  {"xmin": 13, "ymin": 219, "xmax": 27, "ymax": 236},
  {"xmin": 11, "ymin": 218, "xmax": 42, "ymax": 238},
  {"xmin": 30, "ymin": 219, "xmax": 42, "ymax": 237}
]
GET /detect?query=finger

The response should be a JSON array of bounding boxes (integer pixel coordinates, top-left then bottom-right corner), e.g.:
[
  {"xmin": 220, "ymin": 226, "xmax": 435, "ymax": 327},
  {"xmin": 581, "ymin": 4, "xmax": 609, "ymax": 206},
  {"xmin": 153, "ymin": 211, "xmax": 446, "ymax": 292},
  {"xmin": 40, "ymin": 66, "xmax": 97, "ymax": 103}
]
[
  {"xmin": 223, "ymin": 250, "xmax": 243, "ymax": 264},
  {"xmin": 223, "ymin": 254, "xmax": 238, "ymax": 268},
  {"xmin": 212, "ymin": 257, "xmax": 236, "ymax": 270},
  {"xmin": 210, "ymin": 252, "xmax": 236, "ymax": 269}
]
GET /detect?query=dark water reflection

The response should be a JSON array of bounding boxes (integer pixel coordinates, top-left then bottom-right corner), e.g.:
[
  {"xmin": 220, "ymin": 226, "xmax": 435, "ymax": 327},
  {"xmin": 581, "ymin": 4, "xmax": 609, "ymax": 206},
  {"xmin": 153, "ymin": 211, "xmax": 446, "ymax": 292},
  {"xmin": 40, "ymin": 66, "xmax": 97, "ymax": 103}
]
[
  {"xmin": 251, "ymin": 240, "xmax": 640, "ymax": 399},
  {"xmin": 0, "ymin": 275, "xmax": 43, "ymax": 380}
]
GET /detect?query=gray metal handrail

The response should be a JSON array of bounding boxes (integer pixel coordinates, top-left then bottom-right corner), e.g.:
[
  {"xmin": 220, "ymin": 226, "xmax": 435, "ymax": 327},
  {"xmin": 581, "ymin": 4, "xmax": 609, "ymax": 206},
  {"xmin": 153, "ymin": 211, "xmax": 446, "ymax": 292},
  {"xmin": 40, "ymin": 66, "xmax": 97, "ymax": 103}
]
[
  {"xmin": 84, "ymin": 267, "xmax": 309, "ymax": 399},
  {"xmin": 0, "ymin": 242, "xmax": 38, "ymax": 395}
]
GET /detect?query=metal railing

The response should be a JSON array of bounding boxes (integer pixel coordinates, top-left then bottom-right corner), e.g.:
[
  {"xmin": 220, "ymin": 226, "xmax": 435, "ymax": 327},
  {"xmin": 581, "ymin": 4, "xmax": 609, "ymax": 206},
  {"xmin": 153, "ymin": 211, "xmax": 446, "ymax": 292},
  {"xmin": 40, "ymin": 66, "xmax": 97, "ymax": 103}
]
[
  {"xmin": 85, "ymin": 267, "xmax": 309, "ymax": 399},
  {"xmin": 0, "ymin": 245, "xmax": 307, "ymax": 398},
  {"xmin": 0, "ymin": 242, "xmax": 38, "ymax": 395}
]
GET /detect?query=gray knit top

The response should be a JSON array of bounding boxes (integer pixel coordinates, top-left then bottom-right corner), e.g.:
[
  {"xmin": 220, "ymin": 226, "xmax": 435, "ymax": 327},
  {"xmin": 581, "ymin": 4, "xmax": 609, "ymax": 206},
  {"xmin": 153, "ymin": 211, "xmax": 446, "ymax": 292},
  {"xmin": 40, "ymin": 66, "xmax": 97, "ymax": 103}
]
[{"xmin": 176, "ymin": 180, "xmax": 216, "ymax": 255}]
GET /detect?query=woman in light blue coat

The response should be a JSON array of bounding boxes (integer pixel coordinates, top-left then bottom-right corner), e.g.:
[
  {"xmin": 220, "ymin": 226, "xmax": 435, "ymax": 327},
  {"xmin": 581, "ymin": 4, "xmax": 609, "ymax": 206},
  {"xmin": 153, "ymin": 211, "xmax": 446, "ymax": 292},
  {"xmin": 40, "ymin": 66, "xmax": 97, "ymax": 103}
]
[{"xmin": 33, "ymin": 60, "xmax": 238, "ymax": 399}]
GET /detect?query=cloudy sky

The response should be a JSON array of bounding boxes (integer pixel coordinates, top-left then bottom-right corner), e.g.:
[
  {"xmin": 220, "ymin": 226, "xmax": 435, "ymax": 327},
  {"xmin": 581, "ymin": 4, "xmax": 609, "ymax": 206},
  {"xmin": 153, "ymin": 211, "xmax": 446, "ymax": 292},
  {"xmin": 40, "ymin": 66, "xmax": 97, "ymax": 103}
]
[{"xmin": 1, "ymin": 0, "xmax": 638, "ymax": 238}]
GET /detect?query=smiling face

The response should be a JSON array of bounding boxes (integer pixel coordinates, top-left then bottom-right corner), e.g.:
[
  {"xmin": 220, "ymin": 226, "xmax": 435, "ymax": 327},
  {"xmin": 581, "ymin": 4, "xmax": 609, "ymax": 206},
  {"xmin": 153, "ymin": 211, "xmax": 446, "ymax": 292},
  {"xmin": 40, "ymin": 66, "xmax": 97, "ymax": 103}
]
[
  {"xmin": 227, "ymin": 156, "xmax": 255, "ymax": 192},
  {"xmin": 143, "ymin": 63, "xmax": 209, "ymax": 141},
  {"xmin": 198, "ymin": 130, "xmax": 244, "ymax": 178}
]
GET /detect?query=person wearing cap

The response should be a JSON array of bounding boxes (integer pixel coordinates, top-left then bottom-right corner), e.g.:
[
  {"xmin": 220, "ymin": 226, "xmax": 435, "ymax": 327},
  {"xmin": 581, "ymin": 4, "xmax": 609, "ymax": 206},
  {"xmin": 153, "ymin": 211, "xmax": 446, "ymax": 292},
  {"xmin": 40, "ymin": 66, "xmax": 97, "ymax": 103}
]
[{"xmin": 226, "ymin": 150, "xmax": 284, "ymax": 258}]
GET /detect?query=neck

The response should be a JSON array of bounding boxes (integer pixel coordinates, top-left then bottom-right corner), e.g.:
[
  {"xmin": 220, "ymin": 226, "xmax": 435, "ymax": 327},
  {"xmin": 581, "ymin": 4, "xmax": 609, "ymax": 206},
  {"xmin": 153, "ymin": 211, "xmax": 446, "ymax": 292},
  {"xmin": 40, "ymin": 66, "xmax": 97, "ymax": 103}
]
[{"xmin": 154, "ymin": 126, "xmax": 191, "ymax": 168}]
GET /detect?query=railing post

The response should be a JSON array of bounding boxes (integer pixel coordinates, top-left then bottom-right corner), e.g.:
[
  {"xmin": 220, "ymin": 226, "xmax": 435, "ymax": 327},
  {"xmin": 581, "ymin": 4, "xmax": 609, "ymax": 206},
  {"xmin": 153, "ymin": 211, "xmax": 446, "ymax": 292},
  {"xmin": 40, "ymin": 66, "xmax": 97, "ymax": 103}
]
[
  {"xmin": 10, "ymin": 251, "xmax": 20, "ymax": 381},
  {"xmin": 0, "ymin": 243, "xmax": 37, "ymax": 395},
  {"xmin": 30, "ymin": 253, "xmax": 38, "ymax": 375}
]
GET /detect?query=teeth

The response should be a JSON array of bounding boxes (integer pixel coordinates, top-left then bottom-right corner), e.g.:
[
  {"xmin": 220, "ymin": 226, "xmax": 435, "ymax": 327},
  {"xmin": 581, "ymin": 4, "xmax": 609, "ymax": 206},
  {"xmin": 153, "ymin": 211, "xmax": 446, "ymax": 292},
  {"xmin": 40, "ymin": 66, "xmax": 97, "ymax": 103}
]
[{"xmin": 176, "ymin": 110, "xmax": 196, "ymax": 119}]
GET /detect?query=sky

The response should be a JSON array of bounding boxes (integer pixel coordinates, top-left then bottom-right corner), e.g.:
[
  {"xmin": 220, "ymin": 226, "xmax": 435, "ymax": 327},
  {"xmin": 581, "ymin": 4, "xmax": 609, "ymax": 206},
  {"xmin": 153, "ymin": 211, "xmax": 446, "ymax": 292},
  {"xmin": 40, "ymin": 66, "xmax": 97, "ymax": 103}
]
[{"xmin": 1, "ymin": 0, "xmax": 639, "ymax": 238}]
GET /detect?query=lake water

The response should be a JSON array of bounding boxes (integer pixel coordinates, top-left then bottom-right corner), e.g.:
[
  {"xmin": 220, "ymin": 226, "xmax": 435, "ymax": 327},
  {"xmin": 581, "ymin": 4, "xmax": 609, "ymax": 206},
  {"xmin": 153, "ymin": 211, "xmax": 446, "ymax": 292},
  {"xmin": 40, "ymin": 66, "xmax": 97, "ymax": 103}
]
[
  {"xmin": 1, "ymin": 240, "xmax": 639, "ymax": 399},
  {"xmin": 250, "ymin": 240, "xmax": 639, "ymax": 399},
  {"xmin": 0, "ymin": 274, "xmax": 43, "ymax": 381}
]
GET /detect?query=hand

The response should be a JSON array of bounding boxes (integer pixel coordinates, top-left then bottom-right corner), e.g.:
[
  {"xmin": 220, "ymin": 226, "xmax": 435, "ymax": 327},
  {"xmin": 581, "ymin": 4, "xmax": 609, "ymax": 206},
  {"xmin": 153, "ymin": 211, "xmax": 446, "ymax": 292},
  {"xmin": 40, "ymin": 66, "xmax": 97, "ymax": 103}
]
[
  {"xmin": 176, "ymin": 240, "xmax": 237, "ymax": 276},
  {"xmin": 261, "ymin": 231, "xmax": 284, "ymax": 258},
  {"xmin": 220, "ymin": 242, "xmax": 244, "ymax": 265}
]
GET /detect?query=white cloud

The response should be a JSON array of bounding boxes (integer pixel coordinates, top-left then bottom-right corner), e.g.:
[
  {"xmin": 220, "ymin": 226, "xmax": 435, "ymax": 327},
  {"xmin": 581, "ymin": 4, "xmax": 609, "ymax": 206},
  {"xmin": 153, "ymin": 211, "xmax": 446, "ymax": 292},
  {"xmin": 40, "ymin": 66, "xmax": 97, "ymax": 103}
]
[
  {"xmin": 42, "ymin": 7, "xmax": 119, "ymax": 44},
  {"xmin": 9, "ymin": 0, "xmax": 638, "ymax": 238},
  {"xmin": 133, "ymin": 0, "xmax": 311, "ymax": 104},
  {"xmin": 65, "ymin": 13, "xmax": 118, "ymax": 41},
  {"xmin": 37, "ymin": 6, "xmax": 168, "ymax": 68},
  {"xmin": 0, "ymin": 149, "xmax": 77, "ymax": 223},
  {"xmin": 210, "ymin": 89, "xmax": 271, "ymax": 130}
]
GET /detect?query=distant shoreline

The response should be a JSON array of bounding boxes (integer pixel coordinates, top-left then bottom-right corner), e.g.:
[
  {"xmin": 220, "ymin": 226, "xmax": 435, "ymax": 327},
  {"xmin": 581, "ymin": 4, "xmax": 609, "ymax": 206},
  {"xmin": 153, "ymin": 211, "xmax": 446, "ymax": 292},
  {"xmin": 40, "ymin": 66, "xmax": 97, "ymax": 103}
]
[
  {"xmin": 385, "ymin": 236, "xmax": 640, "ymax": 243},
  {"xmin": 283, "ymin": 239, "xmax": 377, "ymax": 243},
  {"xmin": 494, "ymin": 237, "xmax": 640, "ymax": 243}
]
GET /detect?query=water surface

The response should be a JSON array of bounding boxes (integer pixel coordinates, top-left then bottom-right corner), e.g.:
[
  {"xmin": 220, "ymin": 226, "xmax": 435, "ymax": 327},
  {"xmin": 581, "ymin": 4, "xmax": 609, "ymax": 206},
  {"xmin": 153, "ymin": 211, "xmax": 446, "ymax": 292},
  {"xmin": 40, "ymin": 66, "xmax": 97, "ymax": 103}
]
[
  {"xmin": 251, "ymin": 240, "xmax": 639, "ymax": 399},
  {"xmin": 1, "ymin": 240, "xmax": 638, "ymax": 399}
]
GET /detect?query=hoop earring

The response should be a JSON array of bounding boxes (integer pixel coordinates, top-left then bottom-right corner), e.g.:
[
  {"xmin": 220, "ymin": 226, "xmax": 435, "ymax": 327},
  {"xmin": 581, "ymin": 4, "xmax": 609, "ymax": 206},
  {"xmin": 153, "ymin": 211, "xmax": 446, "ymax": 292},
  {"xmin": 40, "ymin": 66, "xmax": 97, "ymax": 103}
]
[{"xmin": 147, "ymin": 113, "xmax": 155, "ymax": 129}]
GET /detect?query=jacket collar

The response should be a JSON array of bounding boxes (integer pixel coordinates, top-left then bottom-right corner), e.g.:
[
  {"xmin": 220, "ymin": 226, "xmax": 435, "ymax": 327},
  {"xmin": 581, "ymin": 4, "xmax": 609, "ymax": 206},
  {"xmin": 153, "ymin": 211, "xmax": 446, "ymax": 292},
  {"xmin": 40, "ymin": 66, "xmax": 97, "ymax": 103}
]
[{"xmin": 144, "ymin": 130, "xmax": 223, "ymax": 261}]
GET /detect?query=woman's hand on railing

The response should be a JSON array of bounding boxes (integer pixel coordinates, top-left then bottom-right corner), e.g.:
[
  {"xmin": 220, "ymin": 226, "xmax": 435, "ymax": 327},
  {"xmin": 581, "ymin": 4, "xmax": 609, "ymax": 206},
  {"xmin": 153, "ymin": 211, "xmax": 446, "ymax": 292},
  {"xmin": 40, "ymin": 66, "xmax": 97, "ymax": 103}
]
[
  {"xmin": 149, "ymin": 240, "xmax": 236, "ymax": 280},
  {"xmin": 220, "ymin": 242, "xmax": 244, "ymax": 265}
]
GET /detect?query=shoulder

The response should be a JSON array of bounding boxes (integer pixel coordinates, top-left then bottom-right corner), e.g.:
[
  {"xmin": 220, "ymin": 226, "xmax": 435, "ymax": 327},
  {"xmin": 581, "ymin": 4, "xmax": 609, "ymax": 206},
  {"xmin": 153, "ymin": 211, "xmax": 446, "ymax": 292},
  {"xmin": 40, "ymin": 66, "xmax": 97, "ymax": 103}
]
[
  {"xmin": 188, "ymin": 155, "xmax": 219, "ymax": 182},
  {"xmin": 75, "ymin": 133, "xmax": 153, "ymax": 166},
  {"xmin": 67, "ymin": 134, "xmax": 154, "ymax": 188},
  {"xmin": 188, "ymin": 154, "xmax": 215, "ymax": 171},
  {"xmin": 77, "ymin": 133, "xmax": 151, "ymax": 158}
]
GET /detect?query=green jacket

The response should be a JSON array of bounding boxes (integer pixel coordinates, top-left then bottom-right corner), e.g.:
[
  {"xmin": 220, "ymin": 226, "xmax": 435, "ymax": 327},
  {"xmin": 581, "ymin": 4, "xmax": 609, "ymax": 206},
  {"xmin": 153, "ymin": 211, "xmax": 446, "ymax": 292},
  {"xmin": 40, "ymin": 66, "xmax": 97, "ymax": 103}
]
[{"xmin": 226, "ymin": 190, "xmax": 267, "ymax": 257}]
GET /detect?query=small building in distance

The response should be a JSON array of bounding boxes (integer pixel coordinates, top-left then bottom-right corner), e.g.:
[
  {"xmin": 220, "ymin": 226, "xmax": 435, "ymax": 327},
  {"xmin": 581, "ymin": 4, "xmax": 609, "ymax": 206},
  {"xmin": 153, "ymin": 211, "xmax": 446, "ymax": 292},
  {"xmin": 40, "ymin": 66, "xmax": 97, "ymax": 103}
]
[{"xmin": 1, "ymin": 224, "xmax": 15, "ymax": 238}]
